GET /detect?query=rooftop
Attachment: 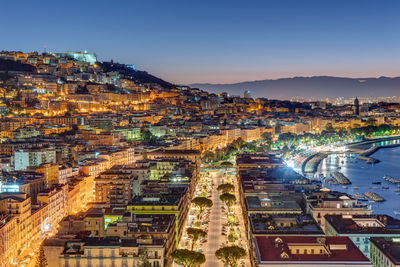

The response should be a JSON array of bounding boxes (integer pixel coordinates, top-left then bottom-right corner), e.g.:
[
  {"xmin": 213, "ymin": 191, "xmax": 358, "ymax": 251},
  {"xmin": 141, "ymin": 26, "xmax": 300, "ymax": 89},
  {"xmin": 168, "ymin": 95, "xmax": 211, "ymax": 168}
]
[
  {"xmin": 250, "ymin": 213, "xmax": 323, "ymax": 235},
  {"xmin": 325, "ymin": 214, "xmax": 400, "ymax": 235},
  {"xmin": 246, "ymin": 195, "xmax": 302, "ymax": 213},
  {"xmin": 254, "ymin": 236, "xmax": 370, "ymax": 263},
  {"xmin": 370, "ymin": 237, "xmax": 400, "ymax": 264}
]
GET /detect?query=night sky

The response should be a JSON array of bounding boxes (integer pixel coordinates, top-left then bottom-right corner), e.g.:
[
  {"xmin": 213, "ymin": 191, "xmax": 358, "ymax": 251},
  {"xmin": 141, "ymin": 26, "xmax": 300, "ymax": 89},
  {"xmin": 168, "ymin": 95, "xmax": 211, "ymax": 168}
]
[{"xmin": 1, "ymin": 0, "xmax": 400, "ymax": 84}]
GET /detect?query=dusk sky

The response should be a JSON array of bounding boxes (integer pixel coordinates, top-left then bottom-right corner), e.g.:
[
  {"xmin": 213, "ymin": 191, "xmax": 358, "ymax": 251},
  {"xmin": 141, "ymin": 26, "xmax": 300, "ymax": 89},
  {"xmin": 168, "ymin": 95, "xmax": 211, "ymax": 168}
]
[{"xmin": 1, "ymin": 0, "xmax": 400, "ymax": 84}]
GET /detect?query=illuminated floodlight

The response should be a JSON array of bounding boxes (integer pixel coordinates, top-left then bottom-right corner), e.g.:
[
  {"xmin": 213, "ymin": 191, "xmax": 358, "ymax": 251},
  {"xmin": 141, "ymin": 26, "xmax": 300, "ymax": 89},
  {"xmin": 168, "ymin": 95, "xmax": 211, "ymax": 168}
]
[
  {"xmin": 44, "ymin": 223, "xmax": 50, "ymax": 232},
  {"xmin": 285, "ymin": 160, "xmax": 295, "ymax": 168}
]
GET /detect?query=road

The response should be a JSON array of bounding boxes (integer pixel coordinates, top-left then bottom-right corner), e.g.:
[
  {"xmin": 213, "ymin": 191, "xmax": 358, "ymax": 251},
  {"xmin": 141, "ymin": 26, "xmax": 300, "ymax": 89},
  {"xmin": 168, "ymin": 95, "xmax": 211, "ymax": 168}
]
[
  {"xmin": 203, "ymin": 168, "xmax": 251, "ymax": 267},
  {"xmin": 177, "ymin": 165, "xmax": 251, "ymax": 267},
  {"xmin": 203, "ymin": 171, "xmax": 224, "ymax": 267}
]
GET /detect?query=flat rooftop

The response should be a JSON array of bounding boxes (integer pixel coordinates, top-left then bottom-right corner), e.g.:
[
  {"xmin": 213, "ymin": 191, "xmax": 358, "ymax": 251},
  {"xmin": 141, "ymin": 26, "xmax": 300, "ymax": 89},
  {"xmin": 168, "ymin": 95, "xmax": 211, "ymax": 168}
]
[
  {"xmin": 325, "ymin": 214, "xmax": 400, "ymax": 235},
  {"xmin": 250, "ymin": 213, "xmax": 323, "ymax": 235},
  {"xmin": 246, "ymin": 195, "xmax": 302, "ymax": 213},
  {"xmin": 370, "ymin": 237, "xmax": 400, "ymax": 264},
  {"xmin": 254, "ymin": 236, "xmax": 370, "ymax": 264}
]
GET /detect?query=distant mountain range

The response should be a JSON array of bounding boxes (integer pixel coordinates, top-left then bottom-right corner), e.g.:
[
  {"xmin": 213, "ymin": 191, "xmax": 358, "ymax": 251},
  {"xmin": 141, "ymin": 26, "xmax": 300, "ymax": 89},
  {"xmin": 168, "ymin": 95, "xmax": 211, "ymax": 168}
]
[{"xmin": 190, "ymin": 76, "xmax": 400, "ymax": 99}]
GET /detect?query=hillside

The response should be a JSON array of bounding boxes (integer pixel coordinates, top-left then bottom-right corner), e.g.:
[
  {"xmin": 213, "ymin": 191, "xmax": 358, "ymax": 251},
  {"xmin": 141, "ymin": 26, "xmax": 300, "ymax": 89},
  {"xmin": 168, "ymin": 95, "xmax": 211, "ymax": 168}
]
[
  {"xmin": 191, "ymin": 76, "xmax": 400, "ymax": 99},
  {"xmin": 0, "ymin": 58, "xmax": 36, "ymax": 72},
  {"xmin": 99, "ymin": 61, "xmax": 175, "ymax": 89}
]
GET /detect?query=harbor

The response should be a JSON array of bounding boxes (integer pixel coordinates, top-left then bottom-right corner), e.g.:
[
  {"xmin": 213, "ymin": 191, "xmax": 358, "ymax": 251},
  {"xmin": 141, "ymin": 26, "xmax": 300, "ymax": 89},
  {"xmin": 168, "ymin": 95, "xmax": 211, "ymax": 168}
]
[{"xmin": 313, "ymin": 146, "xmax": 400, "ymax": 217}]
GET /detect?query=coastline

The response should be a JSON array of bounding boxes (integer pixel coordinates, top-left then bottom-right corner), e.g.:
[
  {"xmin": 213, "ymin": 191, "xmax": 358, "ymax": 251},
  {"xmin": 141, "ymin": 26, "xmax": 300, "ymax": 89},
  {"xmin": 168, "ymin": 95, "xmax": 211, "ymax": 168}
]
[
  {"xmin": 351, "ymin": 139, "xmax": 400, "ymax": 163},
  {"xmin": 301, "ymin": 136, "xmax": 400, "ymax": 175},
  {"xmin": 313, "ymin": 145, "xmax": 400, "ymax": 217}
]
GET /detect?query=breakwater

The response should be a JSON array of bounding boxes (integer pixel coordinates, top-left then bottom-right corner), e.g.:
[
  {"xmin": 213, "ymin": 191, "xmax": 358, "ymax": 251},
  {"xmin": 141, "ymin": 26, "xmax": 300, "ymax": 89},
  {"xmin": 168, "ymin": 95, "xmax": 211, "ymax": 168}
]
[
  {"xmin": 364, "ymin": 192, "xmax": 385, "ymax": 202},
  {"xmin": 383, "ymin": 175, "xmax": 400, "ymax": 185},
  {"xmin": 331, "ymin": 171, "xmax": 351, "ymax": 184},
  {"xmin": 356, "ymin": 147, "xmax": 380, "ymax": 164},
  {"xmin": 303, "ymin": 153, "xmax": 328, "ymax": 173}
]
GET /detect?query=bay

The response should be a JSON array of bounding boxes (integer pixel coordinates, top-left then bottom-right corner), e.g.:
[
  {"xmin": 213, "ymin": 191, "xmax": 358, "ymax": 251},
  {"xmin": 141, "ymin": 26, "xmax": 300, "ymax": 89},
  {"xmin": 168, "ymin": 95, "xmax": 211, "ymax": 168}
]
[{"xmin": 313, "ymin": 146, "xmax": 400, "ymax": 217}]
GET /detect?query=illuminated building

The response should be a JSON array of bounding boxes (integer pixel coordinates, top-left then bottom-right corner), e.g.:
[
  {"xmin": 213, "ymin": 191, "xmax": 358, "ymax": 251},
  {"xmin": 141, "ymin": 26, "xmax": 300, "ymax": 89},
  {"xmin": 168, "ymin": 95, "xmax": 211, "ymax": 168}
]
[
  {"xmin": 55, "ymin": 52, "xmax": 97, "ymax": 65},
  {"xmin": 37, "ymin": 185, "xmax": 68, "ymax": 231},
  {"xmin": 30, "ymin": 163, "xmax": 60, "ymax": 188},
  {"xmin": 253, "ymin": 236, "xmax": 372, "ymax": 266},
  {"xmin": 305, "ymin": 191, "xmax": 372, "ymax": 229},
  {"xmin": 0, "ymin": 171, "xmax": 45, "ymax": 203},
  {"xmin": 324, "ymin": 214, "xmax": 400, "ymax": 258},
  {"xmin": 127, "ymin": 186, "xmax": 189, "ymax": 244},
  {"xmin": 370, "ymin": 237, "xmax": 400, "ymax": 267},
  {"xmin": 0, "ymin": 214, "xmax": 18, "ymax": 266},
  {"xmin": 52, "ymin": 237, "xmax": 165, "ymax": 267},
  {"xmin": 14, "ymin": 146, "xmax": 56, "ymax": 171},
  {"xmin": 95, "ymin": 168, "xmax": 136, "ymax": 206},
  {"xmin": 0, "ymin": 193, "xmax": 32, "ymax": 264}
]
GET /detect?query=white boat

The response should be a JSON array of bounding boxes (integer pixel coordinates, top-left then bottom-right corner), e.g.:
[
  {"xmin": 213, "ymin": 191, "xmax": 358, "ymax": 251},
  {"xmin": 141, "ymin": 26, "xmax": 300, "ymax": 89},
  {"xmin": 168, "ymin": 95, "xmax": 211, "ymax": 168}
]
[{"xmin": 394, "ymin": 211, "xmax": 400, "ymax": 215}]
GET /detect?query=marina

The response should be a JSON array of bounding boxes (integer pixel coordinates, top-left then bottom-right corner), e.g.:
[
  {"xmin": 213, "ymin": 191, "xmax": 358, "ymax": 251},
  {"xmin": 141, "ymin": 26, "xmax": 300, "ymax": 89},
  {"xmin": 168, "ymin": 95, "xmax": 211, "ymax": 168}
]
[{"xmin": 313, "ymin": 146, "xmax": 400, "ymax": 217}]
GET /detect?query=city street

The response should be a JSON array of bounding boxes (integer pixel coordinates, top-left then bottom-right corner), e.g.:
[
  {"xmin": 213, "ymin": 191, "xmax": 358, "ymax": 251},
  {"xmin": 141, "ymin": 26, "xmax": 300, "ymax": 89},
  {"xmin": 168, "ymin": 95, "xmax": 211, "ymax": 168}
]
[
  {"xmin": 202, "ymin": 167, "xmax": 251, "ymax": 267},
  {"xmin": 177, "ymin": 164, "xmax": 251, "ymax": 266},
  {"xmin": 203, "ymin": 170, "xmax": 224, "ymax": 267}
]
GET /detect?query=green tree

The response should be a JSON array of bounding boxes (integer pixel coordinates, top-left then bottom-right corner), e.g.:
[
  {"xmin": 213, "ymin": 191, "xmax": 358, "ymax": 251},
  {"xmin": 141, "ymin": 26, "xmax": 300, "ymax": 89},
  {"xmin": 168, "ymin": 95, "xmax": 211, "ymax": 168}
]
[
  {"xmin": 187, "ymin": 227, "xmax": 207, "ymax": 250},
  {"xmin": 220, "ymin": 161, "xmax": 233, "ymax": 168},
  {"xmin": 217, "ymin": 183, "xmax": 235, "ymax": 194},
  {"xmin": 139, "ymin": 247, "xmax": 151, "ymax": 267},
  {"xmin": 262, "ymin": 132, "xmax": 272, "ymax": 142},
  {"xmin": 191, "ymin": 197, "xmax": 213, "ymax": 219},
  {"xmin": 171, "ymin": 249, "xmax": 206, "ymax": 267},
  {"xmin": 219, "ymin": 192, "xmax": 236, "ymax": 211},
  {"xmin": 231, "ymin": 138, "xmax": 245, "ymax": 150},
  {"xmin": 325, "ymin": 123, "xmax": 335, "ymax": 132},
  {"xmin": 35, "ymin": 246, "xmax": 48, "ymax": 267},
  {"xmin": 365, "ymin": 118, "xmax": 376, "ymax": 126},
  {"xmin": 192, "ymin": 197, "xmax": 213, "ymax": 214},
  {"xmin": 215, "ymin": 245, "xmax": 246, "ymax": 267},
  {"xmin": 141, "ymin": 129, "xmax": 158, "ymax": 144},
  {"xmin": 203, "ymin": 150, "xmax": 216, "ymax": 162}
]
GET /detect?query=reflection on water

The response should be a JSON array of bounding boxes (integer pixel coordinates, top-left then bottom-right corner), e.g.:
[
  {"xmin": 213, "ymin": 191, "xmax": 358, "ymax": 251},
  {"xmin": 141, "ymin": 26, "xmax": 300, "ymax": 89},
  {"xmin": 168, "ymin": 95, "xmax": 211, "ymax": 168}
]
[{"xmin": 312, "ymin": 146, "xmax": 400, "ymax": 217}]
